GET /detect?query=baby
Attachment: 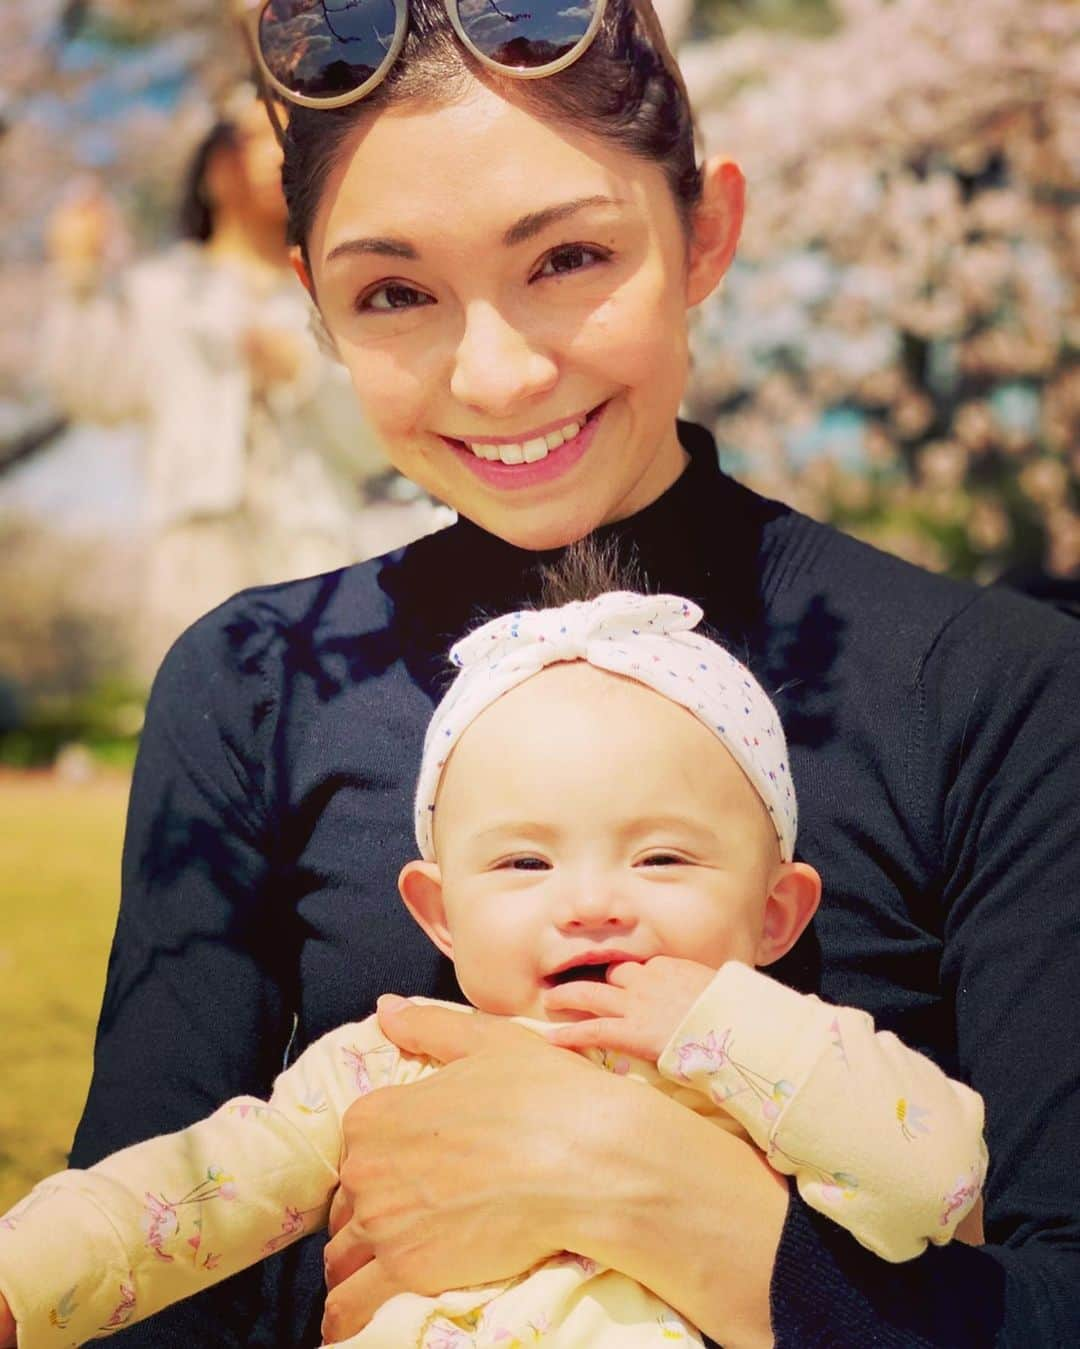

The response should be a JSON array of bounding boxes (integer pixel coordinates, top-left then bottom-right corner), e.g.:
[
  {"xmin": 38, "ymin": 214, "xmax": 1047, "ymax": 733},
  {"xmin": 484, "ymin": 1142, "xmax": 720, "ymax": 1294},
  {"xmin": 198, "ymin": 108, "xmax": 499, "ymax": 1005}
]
[{"xmin": 0, "ymin": 590, "xmax": 987, "ymax": 1348}]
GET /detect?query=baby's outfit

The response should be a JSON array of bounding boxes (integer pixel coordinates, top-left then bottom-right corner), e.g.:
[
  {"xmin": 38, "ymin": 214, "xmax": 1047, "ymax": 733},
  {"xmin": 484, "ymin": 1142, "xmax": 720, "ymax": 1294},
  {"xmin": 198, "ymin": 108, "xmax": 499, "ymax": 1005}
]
[{"xmin": 0, "ymin": 963, "xmax": 986, "ymax": 1348}]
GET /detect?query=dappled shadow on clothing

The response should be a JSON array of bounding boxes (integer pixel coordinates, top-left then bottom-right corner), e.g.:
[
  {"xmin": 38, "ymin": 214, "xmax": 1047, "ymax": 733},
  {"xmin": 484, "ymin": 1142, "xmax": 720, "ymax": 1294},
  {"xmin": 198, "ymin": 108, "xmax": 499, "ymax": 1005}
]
[{"xmin": 76, "ymin": 434, "xmax": 858, "ymax": 1347}]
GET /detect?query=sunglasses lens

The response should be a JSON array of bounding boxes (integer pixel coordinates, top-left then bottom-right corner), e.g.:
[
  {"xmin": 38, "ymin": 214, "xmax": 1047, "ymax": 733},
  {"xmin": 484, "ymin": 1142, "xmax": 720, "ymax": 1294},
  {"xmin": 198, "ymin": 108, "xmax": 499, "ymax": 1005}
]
[
  {"xmin": 455, "ymin": 0, "xmax": 598, "ymax": 69},
  {"xmin": 259, "ymin": 0, "xmax": 399, "ymax": 99}
]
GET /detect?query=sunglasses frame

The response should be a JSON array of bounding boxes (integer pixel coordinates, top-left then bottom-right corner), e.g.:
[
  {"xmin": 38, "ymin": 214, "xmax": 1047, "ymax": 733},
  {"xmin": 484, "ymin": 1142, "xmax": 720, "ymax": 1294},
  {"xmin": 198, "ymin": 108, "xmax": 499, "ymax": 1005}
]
[{"xmin": 234, "ymin": 0, "xmax": 609, "ymax": 120}]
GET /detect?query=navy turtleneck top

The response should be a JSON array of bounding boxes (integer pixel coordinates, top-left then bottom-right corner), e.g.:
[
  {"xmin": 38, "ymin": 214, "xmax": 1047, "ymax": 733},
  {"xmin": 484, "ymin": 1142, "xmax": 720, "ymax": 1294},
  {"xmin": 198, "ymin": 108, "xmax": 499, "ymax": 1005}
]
[{"xmin": 71, "ymin": 423, "xmax": 1080, "ymax": 1346}]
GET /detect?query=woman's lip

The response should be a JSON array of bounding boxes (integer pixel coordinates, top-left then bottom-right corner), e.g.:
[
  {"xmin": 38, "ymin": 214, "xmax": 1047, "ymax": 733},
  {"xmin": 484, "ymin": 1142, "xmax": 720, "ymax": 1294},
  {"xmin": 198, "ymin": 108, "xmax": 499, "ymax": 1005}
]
[
  {"xmin": 442, "ymin": 407, "xmax": 597, "ymax": 447},
  {"xmin": 446, "ymin": 402, "xmax": 608, "ymax": 492}
]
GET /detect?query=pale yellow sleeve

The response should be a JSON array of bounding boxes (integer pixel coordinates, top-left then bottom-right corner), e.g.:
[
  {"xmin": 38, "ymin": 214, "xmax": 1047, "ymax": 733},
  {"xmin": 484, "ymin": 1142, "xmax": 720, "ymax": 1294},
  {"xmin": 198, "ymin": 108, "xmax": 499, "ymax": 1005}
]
[
  {"xmin": 656, "ymin": 962, "xmax": 988, "ymax": 1262},
  {"xmin": 0, "ymin": 1016, "xmax": 408, "ymax": 1348}
]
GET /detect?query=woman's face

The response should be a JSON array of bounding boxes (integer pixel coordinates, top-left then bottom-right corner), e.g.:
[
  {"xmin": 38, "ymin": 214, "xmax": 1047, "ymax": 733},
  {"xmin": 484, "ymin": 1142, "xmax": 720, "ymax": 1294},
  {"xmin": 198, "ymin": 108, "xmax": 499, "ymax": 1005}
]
[
  {"xmin": 210, "ymin": 103, "xmax": 287, "ymax": 230},
  {"xmin": 302, "ymin": 84, "xmax": 737, "ymax": 549}
]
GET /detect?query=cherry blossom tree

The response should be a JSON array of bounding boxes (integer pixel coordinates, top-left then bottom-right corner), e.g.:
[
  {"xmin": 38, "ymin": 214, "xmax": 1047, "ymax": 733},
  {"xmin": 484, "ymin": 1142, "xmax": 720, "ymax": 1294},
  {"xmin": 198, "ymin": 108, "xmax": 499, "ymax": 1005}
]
[{"xmin": 685, "ymin": 0, "xmax": 1078, "ymax": 580}]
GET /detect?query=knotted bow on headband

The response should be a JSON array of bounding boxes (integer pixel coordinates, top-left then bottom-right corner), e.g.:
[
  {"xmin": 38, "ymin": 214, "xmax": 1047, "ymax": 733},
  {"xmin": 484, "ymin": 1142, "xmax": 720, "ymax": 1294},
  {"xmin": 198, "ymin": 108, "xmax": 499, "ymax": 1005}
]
[{"xmin": 413, "ymin": 591, "xmax": 796, "ymax": 861}]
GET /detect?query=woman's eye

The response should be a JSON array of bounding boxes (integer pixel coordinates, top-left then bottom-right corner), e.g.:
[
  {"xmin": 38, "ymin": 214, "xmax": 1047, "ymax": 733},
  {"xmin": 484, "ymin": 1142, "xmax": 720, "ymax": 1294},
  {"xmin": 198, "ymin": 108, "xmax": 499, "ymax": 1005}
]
[
  {"xmin": 532, "ymin": 244, "xmax": 609, "ymax": 281},
  {"xmin": 358, "ymin": 282, "xmax": 434, "ymax": 313}
]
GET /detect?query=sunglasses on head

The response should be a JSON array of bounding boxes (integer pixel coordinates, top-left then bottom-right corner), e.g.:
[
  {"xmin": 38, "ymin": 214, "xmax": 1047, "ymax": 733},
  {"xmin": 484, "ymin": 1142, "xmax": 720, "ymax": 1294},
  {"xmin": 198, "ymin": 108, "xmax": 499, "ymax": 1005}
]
[{"xmin": 235, "ymin": 0, "xmax": 609, "ymax": 125}]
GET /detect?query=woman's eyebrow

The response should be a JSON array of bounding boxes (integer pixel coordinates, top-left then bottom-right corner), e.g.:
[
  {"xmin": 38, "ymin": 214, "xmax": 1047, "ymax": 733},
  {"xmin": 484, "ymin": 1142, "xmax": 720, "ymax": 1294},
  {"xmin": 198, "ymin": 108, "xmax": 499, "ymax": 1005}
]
[
  {"xmin": 324, "ymin": 195, "xmax": 625, "ymax": 266},
  {"xmin": 502, "ymin": 194, "xmax": 626, "ymax": 247},
  {"xmin": 326, "ymin": 236, "xmax": 418, "ymax": 265}
]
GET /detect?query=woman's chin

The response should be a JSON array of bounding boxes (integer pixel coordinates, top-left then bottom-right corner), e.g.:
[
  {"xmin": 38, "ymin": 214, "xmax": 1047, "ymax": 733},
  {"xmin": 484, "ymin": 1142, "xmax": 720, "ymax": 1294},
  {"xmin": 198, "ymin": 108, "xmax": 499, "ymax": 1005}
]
[{"xmin": 463, "ymin": 502, "xmax": 607, "ymax": 553}]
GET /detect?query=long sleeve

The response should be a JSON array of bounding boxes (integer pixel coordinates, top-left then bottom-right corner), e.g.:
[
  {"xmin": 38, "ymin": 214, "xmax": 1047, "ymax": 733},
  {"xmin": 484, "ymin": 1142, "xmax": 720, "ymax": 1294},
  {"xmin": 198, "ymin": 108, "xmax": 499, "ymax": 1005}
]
[
  {"xmin": 768, "ymin": 587, "xmax": 1080, "ymax": 1346},
  {"xmin": 657, "ymin": 962, "xmax": 986, "ymax": 1263},
  {"xmin": 65, "ymin": 605, "xmax": 298, "ymax": 1345},
  {"xmin": 0, "ymin": 1019, "xmax": 411, "ymax": 1348}
]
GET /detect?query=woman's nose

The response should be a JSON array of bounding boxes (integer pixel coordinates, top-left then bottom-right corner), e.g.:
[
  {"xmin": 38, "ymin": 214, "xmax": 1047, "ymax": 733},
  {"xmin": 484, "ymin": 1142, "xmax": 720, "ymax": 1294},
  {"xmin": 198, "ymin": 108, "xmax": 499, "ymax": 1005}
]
[{"xmin": 449, "ymin": 302, "xmax": 558, "ymax": 415}]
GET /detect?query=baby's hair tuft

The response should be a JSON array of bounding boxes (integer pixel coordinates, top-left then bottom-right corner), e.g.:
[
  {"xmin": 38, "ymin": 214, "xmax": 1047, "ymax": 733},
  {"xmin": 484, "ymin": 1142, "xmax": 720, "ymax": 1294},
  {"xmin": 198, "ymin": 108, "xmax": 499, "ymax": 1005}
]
[{"xmin": 537, "ymin": 536, "xmax": 644, "ymax": 608}]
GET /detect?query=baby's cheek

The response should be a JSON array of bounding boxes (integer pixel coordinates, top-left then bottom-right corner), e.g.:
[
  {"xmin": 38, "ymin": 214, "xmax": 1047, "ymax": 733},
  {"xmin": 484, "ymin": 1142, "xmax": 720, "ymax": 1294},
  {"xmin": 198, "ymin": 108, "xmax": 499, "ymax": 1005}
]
[{"xmin": 453, "ymin": 922, "xmax": 540, "ymax": 1017}]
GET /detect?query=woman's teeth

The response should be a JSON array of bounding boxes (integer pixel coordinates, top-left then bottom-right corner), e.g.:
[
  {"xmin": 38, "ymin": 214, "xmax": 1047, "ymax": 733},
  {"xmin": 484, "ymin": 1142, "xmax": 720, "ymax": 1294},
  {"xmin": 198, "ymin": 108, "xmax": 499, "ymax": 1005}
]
[{"xmin": 466, "ymin": 419, "xmax": 582, "ymax": 465}]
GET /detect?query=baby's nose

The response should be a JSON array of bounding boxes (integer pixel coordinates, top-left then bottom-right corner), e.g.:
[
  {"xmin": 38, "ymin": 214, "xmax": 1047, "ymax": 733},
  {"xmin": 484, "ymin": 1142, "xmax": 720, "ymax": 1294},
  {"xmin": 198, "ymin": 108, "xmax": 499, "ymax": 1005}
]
[{"xmin": 557, "ymin": 887, "xmax": 636, "ymax": 930}]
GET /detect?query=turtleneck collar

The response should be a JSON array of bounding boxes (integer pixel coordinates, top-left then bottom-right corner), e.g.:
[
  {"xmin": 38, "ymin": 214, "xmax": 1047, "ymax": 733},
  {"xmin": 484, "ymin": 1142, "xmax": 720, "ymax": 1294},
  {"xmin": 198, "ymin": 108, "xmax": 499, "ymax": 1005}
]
[{"xmin": 384, "ymin": 420, "xmax": 792, "ymax": 675}]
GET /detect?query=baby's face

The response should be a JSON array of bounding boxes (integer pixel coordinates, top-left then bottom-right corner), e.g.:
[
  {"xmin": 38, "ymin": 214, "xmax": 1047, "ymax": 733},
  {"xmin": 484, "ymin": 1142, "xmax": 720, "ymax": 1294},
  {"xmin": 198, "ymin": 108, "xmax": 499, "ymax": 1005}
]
[{"xmin": 408, "ymin": 663, "xmax": 791, "ymax": 1020}]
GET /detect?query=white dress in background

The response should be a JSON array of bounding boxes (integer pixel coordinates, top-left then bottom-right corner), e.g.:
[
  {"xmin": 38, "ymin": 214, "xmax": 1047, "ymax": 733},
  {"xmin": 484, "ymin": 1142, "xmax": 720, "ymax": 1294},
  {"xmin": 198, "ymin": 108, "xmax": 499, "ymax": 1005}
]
[{"xmin": 38, "ymin": 243, "xmax": 444, "ymax": 676}]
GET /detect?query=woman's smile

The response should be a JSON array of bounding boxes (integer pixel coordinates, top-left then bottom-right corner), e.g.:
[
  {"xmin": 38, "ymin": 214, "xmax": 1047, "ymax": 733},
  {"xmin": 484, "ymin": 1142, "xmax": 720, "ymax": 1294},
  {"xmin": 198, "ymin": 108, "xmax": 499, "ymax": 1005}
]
[
  {"xmin": 440, "ymin": 400, "xmax": 608, "ymax": 489},
  {"xmin": 302, "ymin": 84, "xmax": 737, "ymax": 548}
]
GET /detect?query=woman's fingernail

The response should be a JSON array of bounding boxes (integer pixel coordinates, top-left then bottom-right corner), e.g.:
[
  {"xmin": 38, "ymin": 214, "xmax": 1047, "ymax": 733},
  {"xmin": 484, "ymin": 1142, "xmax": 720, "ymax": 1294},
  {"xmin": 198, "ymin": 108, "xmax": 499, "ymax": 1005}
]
[{"xmin": 377, "ymin": 993, "xmax": 409, "ymax": 1012}]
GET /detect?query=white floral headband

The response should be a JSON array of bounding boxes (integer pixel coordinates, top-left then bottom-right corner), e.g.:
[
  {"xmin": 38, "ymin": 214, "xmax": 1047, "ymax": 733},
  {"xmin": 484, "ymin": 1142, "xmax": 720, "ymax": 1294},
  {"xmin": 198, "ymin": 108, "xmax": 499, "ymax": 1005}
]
[{"xmin": 414, "ymin": 591, "xmax": 797, "ymax": 862}]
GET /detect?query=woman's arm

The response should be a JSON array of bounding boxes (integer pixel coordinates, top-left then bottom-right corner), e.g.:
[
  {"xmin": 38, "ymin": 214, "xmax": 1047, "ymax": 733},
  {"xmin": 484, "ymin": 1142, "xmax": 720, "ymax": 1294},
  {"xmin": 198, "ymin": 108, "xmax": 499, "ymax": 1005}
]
[
  {"xmin": 67, "ymin": 601, "xmax": 297, "ymax": 1345},
  {"xmin": 769, "ymin": 592, "xmax": 1080, "ymax": 1346}
]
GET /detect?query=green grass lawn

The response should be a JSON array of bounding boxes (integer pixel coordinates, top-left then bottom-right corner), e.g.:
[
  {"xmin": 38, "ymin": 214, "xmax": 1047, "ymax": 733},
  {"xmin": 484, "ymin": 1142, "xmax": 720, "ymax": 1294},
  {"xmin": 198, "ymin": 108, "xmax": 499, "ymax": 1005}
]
[{"xmin": 0, "ymin": 772, "xmax": 128, "ymax": 1212}]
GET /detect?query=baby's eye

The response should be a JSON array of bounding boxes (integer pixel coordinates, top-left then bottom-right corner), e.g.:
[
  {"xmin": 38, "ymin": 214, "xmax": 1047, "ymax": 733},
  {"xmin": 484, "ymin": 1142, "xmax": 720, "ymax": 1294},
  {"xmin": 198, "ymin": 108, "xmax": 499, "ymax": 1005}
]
[
  {"xmin": 502, "ymin": 856, "xmax": 551, "ymax": 871},
  {"xmin": 638, "ymin": 853, "xmax": 686, "ymax": 867},
  {"xmin": 358, "ymin": 282, "xmax": 435, "ymax": 313},
  {"xmin": 532, "ymin": 244, "xmax": 609, "ymax": 281}
]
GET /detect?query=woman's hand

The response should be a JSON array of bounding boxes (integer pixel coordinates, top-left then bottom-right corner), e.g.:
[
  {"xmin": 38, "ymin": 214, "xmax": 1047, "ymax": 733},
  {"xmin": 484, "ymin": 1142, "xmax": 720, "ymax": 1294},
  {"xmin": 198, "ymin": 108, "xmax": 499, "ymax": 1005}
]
[
  {"xmin": 541, "ymin": 956, "xmax": 717, "ymax": 1061},
  {"xmin": 321, "ymin": 996, "xmax": 643, "ymax": 1341},
  {"xmin": 322, "ymin": 996, "xmax": 788, "ymax": 1348}
]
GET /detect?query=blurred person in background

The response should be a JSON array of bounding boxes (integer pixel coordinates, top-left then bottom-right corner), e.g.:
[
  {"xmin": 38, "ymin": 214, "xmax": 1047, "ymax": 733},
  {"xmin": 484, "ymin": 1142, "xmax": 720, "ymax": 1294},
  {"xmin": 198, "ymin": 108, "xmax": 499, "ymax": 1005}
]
[
  {"xmin": 18, "ymin": 0, "xmax": 1078, "ymax": 1345},
  {"xmin": 39, "ymin": 86, "xmax": 442, "ymax": 678}
]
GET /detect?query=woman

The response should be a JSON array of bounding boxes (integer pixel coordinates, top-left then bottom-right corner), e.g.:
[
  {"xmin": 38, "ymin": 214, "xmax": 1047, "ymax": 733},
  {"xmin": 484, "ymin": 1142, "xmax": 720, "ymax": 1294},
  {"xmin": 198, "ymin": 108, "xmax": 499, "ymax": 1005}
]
[
  {"xmin": 66, "ymin": 1, "xmax": 1080, "ymax": 1345},
  {"xmin": 39, "ymin": 90, "xmax": 416, "ymax": 677}
]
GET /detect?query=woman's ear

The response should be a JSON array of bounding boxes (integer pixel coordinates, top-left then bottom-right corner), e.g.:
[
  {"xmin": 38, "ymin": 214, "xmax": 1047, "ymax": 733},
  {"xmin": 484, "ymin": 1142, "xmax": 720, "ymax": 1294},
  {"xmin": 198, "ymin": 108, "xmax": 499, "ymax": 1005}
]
[
  {"xmin": 755, "ymin": 862, "xmax": 822, "ymax": 967},
  {"xmin": 290, "ymin": 245, "xmax": 315, "ymax": 299},
  {"xmin": 685, "ymin": 157, "xmax": 746, "ymax": 308},
  {"xmin": 398, "ymin": 860, "xmax": 454, "ymax": 960},
  {"xmin": 292, "ymin": 246, "xmax": 340, "ymax": 358}
]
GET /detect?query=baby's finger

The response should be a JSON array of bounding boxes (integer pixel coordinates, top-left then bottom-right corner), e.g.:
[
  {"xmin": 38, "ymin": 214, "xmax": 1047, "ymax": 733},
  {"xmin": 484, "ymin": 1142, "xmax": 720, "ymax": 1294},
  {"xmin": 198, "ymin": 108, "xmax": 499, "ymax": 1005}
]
[
  {"xmin": 605, "ymin": 960, "xmax": 647, "ymax": 987},
  {"xmin": 542, "ymin": 980, "xmax": 625, "ymax": 1016},
  {"xmin": 544, "ymin": 1018, "xmax": 625, "ymax": 1050}
]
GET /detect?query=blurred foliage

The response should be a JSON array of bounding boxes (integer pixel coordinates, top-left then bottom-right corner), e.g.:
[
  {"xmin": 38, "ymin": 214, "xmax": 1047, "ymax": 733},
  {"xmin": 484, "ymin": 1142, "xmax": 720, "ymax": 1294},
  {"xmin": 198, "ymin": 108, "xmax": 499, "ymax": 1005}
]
[
  {"xmin": 685, "ymin": 0, "xmax": 1079, "ymax": 581},
  {"xmin": 0, "ymin": 513, "xmax": 143, "ymax": 766},
  {"xmin": 0, "ymin": 681, "xmax": 143, "ymax": 770}
]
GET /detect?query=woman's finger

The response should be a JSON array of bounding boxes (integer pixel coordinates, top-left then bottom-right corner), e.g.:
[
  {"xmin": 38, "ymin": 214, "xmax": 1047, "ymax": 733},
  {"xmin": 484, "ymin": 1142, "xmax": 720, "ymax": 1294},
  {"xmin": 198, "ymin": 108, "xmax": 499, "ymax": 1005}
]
[
  {"xmin": 544, "ymin": 1018, "xmax": 626, "ymax": 1050},
  {"xmin": 541, "ymin": 980, "xmax": 626, "ymax": 1016},
  {"xmin": 327, "ymin": 1184, "xmax": 352, "ymax": 1240},
  {"xmin": 323, "ymin": 1221, "xmax": 375, "ymax": 1291},
  {"xmin": 321, "ymin": 1258, "xmax": 397, "ymax": 1344},
  {"xmin": 376, "ymin": 996, "xmax": 543, "ymax": 1062}
]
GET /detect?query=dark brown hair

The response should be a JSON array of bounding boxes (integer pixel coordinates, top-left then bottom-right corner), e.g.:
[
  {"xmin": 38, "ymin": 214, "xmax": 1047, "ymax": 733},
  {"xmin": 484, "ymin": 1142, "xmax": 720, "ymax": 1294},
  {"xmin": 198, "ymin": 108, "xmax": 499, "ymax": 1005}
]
[
  {"xmin": 281, "ymin": 0, "xmax": 702, "ymax": 264},
  {"xmin": 178, "ymin": 121, "xmax": 240, "ymax": 242}
]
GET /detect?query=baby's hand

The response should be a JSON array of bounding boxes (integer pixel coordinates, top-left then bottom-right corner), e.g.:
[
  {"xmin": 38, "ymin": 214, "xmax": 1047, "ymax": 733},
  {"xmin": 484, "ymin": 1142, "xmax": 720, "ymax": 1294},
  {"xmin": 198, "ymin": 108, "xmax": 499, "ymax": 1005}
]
[{"xmin": 541, "ymin": 956, "xmax": 717, "ymax": 1062}]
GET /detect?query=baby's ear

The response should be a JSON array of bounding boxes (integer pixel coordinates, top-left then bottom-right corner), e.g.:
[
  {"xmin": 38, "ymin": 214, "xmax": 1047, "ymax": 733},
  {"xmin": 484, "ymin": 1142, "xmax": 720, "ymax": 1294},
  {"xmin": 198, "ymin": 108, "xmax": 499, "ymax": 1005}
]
[
  {"xmin": 398, "ymin": 860, "xmax": 454, "ymax": 960},
  {"xmin": 755, "ymin": 862, "xmax": 822, "ymax": 967}
]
